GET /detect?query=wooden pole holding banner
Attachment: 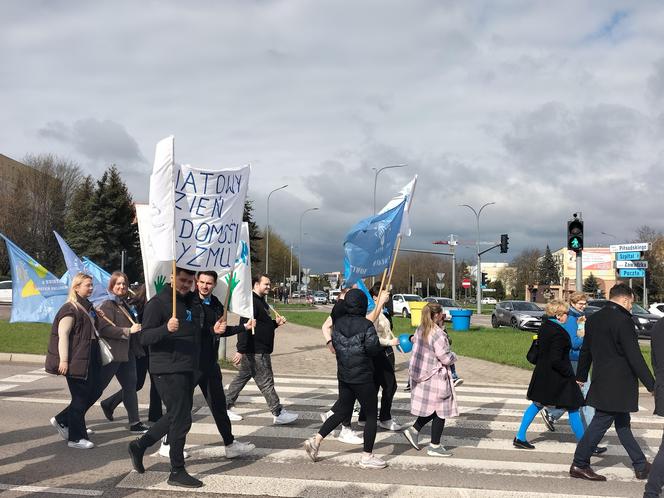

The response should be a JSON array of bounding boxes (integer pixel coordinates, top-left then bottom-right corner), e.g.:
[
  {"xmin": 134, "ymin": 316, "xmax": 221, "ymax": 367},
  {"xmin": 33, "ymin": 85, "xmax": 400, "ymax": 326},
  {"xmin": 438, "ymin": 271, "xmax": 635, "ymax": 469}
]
[
  {"xmin": 171, "ymin": 260, "xmax": 177, "ymax": 318},
  {"xmin": 385, "ymin": 235, "xmax": 402, "ymax": 294}
]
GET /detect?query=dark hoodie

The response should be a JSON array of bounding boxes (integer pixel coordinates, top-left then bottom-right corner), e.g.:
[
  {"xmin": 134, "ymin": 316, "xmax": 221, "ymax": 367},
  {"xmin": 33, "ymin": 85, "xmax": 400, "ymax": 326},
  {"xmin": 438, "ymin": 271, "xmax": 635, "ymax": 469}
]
[
  {"xmin": 140, "ymin": 284, "xmax": 203, "ymax": 374},
  {"xmin": 332, "ymin": 289, "xmax": 382, "ymax": 384}
]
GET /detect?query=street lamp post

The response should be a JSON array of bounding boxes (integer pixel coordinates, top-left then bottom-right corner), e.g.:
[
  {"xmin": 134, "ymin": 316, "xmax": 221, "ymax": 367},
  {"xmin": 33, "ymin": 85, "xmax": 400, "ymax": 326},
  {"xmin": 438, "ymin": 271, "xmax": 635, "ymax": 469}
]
[
  {"xmin": 265, "ymin": 184, "xmax": 288, "ymax": 274},
  {"xmin": 372, "ymin": 164, "xmax": 407, "ymax": 215},
  {"xmin": 298, "ymin": 207, "xmax": 319, "ymax": 292},
  {"xmin": 460, "ymin": 202, "xmax": 496, "ymax": 315}
]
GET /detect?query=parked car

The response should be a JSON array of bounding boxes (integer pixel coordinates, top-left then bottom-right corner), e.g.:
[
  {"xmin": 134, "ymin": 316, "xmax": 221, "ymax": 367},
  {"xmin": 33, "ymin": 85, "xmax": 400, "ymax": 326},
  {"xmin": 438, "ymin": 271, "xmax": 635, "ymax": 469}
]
[
  {"xmin": 312, "ymin": 291, "xmax": 328, "ymax": 305},
  {"xmin": 291, "ymin": 291, "xmax": 301, "ymax": 299},
  {"xmin": 0, "ymin": 280, "xmax": 11, "ymax": 304},
  {"xmin": 491, "ymin": 300, "xmax": 545, "ymax": 331},
  {"xmin": 328, "ymin": 289, "xmax": 341, "ymax": 303},
  {"xmin": 649, "ymin": 302, "xmax": 664, "ymax": 318},
  {"xmin": 481, "ymin": 297, "xmax": 497, "ymax": 305},
  {"xmin": 423, "ymin": 296, "xmax": 462, "ymax": 321},
  {"xmin": 585, "ymin": 299, "xmax": 661, "ymax": 339},
  {"xmin": 392, "ymin": 293, "xmax": 423, "ymax": 318}
]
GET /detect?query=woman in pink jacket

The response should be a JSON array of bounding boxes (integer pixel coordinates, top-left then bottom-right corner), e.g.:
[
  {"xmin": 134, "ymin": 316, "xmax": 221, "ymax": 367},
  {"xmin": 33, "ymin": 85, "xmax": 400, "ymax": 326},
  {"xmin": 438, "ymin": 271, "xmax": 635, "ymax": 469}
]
[{"xmin": 402, "ymin": 302, "xmax": 458, "ymax": 457}]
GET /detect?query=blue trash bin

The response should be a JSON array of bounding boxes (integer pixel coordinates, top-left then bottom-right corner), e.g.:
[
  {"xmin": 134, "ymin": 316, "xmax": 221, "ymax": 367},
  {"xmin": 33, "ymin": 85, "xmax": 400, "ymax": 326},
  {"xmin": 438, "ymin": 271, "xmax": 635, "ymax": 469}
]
[{"xmin": 449, "ymin": 309, "xmax": 473, "ymax": 331}]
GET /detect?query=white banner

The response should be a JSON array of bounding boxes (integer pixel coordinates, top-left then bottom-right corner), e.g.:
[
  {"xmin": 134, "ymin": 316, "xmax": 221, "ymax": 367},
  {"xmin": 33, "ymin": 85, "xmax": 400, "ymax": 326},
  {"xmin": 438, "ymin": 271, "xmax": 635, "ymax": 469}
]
[
  {"xmin": 149, "ymin": 136, "xmax": 176, "ymax": 261},
  {"xmin": 174, "ymin": 163, "xmax": 250, "ymax": 271},
  {"xmin": 216, "ymin": 222, "xmax": 254, "ymax": 318},
  {"xmin": 136, "ymin": 203, "xmax": 173, "ymax": 300}
]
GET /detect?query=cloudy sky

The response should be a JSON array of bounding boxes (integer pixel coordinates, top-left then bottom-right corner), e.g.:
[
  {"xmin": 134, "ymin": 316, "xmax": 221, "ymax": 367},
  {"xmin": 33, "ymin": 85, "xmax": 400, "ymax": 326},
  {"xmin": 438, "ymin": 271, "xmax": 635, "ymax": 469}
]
[{"xmin": 3, "ymin": 1, "xmax": 664, "ymax": 273}]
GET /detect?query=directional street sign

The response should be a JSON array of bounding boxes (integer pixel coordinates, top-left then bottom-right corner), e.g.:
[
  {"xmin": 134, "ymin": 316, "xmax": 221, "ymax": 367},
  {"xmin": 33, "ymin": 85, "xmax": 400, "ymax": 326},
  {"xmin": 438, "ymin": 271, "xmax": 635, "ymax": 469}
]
[
  {"xmin": 610, "ymin": 243, "xmax": 651, "ymax": 253},
  {"xmin": 616, "ymin": 251, "xmax": 642, "ymax": 261},
  {"xmin": 615, "ymin": 261, "xmax": 648, "ymax": 269},
  {"xmin": 619, "ymin": 268, "xmax": 646, "ymax": 278}
]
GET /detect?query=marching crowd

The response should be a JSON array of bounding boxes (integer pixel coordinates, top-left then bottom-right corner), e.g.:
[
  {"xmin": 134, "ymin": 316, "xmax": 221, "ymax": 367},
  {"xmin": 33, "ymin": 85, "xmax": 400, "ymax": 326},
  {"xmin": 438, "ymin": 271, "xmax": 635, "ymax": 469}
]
[{"xmin": 43, "ymin": 270, "xmax": 664, "ymax": 496}]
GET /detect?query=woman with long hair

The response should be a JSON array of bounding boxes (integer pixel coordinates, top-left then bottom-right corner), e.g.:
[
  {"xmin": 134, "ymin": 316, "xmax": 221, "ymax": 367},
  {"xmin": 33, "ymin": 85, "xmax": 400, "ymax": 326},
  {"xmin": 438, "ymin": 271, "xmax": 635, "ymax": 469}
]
[
  {"xmin": 513, "ymin": 299, "xmax": 585, "ymax": 449},
  {"xmin": 101, "ymin": 284, "xmax": 163, "ymax": 426},
  {"xmin": 96, "ymin": 272, "xmax": 147, "ymax": 433},
  {"xmin": 402, "ymin": 302, "xmax": 458, "ymax": 457},
  {"xmin": 45, "ymin": 273, "xmax": 101, "ymax": 449}
]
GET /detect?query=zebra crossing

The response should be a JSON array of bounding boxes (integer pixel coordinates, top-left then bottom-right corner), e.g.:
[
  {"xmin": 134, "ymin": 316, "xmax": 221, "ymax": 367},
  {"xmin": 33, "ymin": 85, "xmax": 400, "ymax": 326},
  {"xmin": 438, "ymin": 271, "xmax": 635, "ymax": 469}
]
[{"xmin": 115, "ymin": 372, "xmax": 662, "ymax": 497}]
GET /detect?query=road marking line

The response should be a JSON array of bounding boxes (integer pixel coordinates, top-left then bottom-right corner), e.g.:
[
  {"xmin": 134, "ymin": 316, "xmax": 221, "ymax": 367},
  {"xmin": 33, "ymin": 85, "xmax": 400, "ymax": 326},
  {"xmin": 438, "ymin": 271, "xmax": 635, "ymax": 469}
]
[
  {"xmin": 1, "ymin": 374, "xmax": 47, "ymax": 383},
  {"xmin": 0, "ymin": 384, "xmax": 18, "ymax": 392},
  {"xmin": 0, "ymin": 483, "xmax": 103, "ymax": 496},
  {"xmin": 185, "ymin": 421, "xmax": 661, "ymax": 456}
]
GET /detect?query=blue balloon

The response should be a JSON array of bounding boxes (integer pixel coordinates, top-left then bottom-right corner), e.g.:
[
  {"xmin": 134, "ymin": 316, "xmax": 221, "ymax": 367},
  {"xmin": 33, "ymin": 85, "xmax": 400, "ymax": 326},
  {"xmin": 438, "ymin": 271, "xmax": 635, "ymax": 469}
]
[{"xmin": 397, "ymin": 334, "xmax": 412, "ymax": 353}]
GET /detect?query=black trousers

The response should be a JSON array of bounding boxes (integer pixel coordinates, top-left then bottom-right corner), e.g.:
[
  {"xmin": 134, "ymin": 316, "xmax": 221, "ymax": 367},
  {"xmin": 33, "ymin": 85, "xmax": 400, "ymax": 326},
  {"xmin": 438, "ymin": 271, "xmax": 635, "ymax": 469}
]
[
  {"xmin": 645, "ymin": 430, "xmax": 664, "ymax": 498},
  {"xmin": 319, "ymin": 380, "xmax": 377, "ymax": 453},
  {"xmin": 138, "ymin": 372, "xmax": 194, "ymax": 471},
  {"xmin": 103, "ymin": 353, "xmax": 163, "ymax": 422},
  {"xmin": 330, "ymin": 381, "xmax": 353, "ymax": 427},
  {"xmin": 359, "ymin": 349, "xmax": 396, "ymax": 422},
  {"xmin": 197, "ymin": 363, "xmax": 234, "ymax": 446},
  {"xmin": 573, "ymin": 409, "xmax": 647, "ymax": 471},
  {"xmin": 414, "ymin": 413, "xmax": 446, "ymax": 445},
  {"xmin": 55, "ymin": 342, "xmax": 101, "ymax": 442}
]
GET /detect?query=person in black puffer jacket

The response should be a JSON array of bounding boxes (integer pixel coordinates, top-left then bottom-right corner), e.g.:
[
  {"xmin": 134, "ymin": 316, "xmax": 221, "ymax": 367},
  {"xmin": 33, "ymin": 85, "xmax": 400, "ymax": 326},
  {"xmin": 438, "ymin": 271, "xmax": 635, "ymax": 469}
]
[{"xmin": 303, "ymin": 288, "xmax": 387, "ymax": 469}]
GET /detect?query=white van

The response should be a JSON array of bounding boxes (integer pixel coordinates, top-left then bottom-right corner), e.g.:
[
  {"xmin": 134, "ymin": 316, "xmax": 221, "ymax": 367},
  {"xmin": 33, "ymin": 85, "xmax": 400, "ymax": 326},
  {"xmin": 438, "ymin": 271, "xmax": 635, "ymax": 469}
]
[{"xmin": 328, "ymin": 289, "xmax": 341, "ymax": 303}]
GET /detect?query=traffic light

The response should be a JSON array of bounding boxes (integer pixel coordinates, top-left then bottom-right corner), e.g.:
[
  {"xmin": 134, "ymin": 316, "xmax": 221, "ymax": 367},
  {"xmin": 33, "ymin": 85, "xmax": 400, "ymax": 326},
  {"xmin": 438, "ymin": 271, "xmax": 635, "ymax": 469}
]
[
  {"xmin": 567, "ymin": 215, "xmax": 584, "ymax": 252},
  {"xmin": 500, "ymin": 234, "xmax": 509, "ymax": 253},
  {"xmin": 481, "ymin": 272, "xmax": 488, "ymax": 286}
]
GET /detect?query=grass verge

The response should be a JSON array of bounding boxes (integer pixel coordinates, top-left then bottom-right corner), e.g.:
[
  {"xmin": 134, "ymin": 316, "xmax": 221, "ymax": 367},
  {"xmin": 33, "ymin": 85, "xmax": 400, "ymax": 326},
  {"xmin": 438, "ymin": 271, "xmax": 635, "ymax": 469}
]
[{"xmin": 0, "ymin": 321, "xmax": 51, "ymax": 355}]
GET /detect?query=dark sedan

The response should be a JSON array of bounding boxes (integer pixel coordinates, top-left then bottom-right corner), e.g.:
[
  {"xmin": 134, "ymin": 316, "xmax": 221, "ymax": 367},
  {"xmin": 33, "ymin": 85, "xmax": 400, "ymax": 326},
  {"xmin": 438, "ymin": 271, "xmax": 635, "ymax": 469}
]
[{"xmin": 585, "ymin": 299, "xmax": 660, "ymax": 339}]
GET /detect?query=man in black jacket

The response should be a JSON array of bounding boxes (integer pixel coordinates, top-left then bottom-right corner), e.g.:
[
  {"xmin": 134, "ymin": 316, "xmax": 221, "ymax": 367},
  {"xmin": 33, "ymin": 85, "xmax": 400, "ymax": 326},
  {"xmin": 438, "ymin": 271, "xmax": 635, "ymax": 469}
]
[
  {"xmin": 644, "ymin": 316, "xmax": 664, "ymax": 497},
  {"xmin": 127, "ymin": 268, "xmax": 203, "ymax": 488},
  {"xmin": 193, "ymin": 270, "xmax": 255, "ymax": 458},
  {"xmin": 570, "ymin": 283, "xmax": 655, "ymax": 482},
  {"xmin": 225, "ymin": 274, "xmax": 298, "ymax": 424}
]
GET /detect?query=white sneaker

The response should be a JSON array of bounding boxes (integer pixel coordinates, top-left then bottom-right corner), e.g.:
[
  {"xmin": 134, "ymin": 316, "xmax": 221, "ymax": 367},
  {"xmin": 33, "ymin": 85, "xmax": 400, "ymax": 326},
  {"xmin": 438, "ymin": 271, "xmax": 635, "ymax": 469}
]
[
  {"xmin": 225, "ymin": 440, "xmax": 255, "ymax": 459},
  {"xmin": 378, "ymin": 419, "xmax": 404, "ymax": 431},
  {"xmin": 67, "ymin": 439, "xmax": 94, "ymax": 449},
  {"xmin": 320, "ymin": 410, "xmax": 334, "ymax": 423},
  {"xmin": 337, "ymin": 426, "xmax": 363, "ymax": 445},
  {"xmin": 50, "ymin": 417, "xmax": 68, "ymax": 440},
  {"xmin": 273, "ymin": 409, "xmax": 298, "ymax": 425},
  {"xmin": 427, "ymin": 444, "xmax": 453, "ymax": 457},
  {"xmin": 453, "ymin": 377, "xmax": 464, "ymax": 387},
  {"xmin": 227, "ymin": 409, "xmax": 243, "ymax": 421},
  {"xmin": 158, "ymin": 440, "xmax": 190, "ymax": 459},
  {"xmin": 359, "ymin": 454, "xmax": 387, "ymax": 469}
]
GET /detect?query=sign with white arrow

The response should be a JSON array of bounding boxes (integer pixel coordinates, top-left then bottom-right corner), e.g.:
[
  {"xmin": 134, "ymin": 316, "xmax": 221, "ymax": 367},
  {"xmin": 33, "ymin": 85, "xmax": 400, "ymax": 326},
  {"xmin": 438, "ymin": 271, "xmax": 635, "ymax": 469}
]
[
  {"xmin": 615, "ymin": 261, "xmax": 648, "ymax": 269},
  {"xmin": 610, "ymin": 243, "xmax": 651, "ymax": 253}
]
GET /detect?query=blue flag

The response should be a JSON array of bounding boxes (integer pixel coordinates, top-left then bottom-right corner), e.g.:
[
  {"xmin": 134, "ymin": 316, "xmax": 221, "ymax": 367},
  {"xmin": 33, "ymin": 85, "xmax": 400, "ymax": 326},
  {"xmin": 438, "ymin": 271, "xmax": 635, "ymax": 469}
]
[
  {"xmin": 343, "ymin": 200, "xmax": 406, "ymax": 286},
  {"xmin": 53, "ymin": 231, "xmax": 111, "ymax": 305},
  {"xmin": 0, "ymin": 233, "xmax": 68, "ymax": 323}
]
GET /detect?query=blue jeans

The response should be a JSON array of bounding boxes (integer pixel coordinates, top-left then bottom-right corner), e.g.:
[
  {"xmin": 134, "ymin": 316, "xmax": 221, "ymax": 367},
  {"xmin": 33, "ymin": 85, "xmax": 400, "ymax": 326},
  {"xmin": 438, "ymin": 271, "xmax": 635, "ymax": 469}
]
[{"xmin": 546, "ymin": 360, "xmax": 594, "ymax": 427}]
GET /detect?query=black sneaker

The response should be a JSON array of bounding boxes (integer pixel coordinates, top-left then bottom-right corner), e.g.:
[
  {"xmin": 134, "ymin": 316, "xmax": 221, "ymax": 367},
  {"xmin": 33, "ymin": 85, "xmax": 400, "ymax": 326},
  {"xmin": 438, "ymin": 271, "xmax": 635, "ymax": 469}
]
[
  {"xmin": 513, "ymin": 437, "xmax": 535, "ymax": 450},
  {"xmin": 100, "ymin": 401, "xmax": 114, "ymax": 422},
  {"xmin": 128, "ymin": 440, "xmax": 145, "ymax": 473},
  {"xmin": 592, "ymin": 446, "xmax": 607, "ymax": 455},
  {"xmin": 539, "ymin": 410, "xmax": 555, "ymax": 432},
  {"xmin": 167, "ymin": 469, "xmax": 203, "ymax": 488},
  {"xmin": 404, "ymin": 384, "xmax": 411, "ymax": 392},
  {"xmin": 129, "ymin": 422, "xmax": 150, "ymax": 434}
]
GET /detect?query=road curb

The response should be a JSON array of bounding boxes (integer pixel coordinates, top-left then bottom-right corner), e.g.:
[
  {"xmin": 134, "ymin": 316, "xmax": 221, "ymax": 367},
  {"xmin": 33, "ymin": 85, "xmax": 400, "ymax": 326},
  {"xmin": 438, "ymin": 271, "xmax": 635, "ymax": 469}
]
[{"xmin": 0, "ymin": 352, "xmax": 45, "ymax": 364}]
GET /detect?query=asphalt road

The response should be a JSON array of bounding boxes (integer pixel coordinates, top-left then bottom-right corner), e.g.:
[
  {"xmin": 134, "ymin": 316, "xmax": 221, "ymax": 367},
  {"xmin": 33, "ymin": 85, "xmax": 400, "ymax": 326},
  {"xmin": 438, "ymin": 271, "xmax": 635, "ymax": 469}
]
[{"xmin": 0, "ymin": 359, "xmax": 660, "ymax": 498}]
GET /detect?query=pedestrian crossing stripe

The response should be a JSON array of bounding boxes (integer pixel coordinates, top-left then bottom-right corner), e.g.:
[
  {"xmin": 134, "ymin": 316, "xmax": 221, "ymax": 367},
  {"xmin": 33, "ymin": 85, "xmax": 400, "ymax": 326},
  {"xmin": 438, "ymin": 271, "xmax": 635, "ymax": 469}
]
[{"xmin": 116, "ymin": 472, "xmax": 623, "ymax": 497}]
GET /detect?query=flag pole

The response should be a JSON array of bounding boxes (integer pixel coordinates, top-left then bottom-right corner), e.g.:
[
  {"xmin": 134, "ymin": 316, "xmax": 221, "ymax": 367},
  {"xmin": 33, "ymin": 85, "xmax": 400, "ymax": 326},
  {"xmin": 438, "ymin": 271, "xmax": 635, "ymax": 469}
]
[
  {"xmin": 385, "ymin": 235, "xmax": 402, "ymax": 294},
  {"xmin": 171, "ymin": 260, "xmax": 176, "ymax": 318},
  {"xmin": 171, "ymin": 139, "xmax": 177, "ymax": 319}
]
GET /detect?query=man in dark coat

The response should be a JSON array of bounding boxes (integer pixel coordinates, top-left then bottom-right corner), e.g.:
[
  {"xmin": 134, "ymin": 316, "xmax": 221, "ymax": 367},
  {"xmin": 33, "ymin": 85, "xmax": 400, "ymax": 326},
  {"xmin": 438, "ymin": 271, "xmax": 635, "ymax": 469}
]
[
  {"xmin": 225, "ymin": 274, "xmax": 299, "ymax": 424},
  {"xmin": 644, "ymin": 317, "xmax": 664, "ymax": 497},
  {"xmin": 127, "ymin": 268, "xmax": 204, "ymax": 488},
  {"xmin": 570, "ymin": 283, "xmax": 655, "ymax": 482}
]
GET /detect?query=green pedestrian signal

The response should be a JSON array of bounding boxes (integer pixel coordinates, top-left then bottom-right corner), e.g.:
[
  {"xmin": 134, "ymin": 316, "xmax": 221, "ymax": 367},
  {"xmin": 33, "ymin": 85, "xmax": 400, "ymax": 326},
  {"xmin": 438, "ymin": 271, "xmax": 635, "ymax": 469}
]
[{"xmin": 567, "ymin": 216, "xmax": 584, "ymax": 253}]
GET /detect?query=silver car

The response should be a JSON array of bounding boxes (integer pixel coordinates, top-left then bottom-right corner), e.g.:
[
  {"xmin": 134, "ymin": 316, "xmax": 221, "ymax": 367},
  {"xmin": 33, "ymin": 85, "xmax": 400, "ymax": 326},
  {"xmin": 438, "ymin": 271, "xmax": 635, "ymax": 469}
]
[
  {"xmin": 423, "ymin": 297, "xmax": 462, "ymax": 321},
  {"xmin": 491, "ymin": 300, "xmax": 545, "ymax": 331}
]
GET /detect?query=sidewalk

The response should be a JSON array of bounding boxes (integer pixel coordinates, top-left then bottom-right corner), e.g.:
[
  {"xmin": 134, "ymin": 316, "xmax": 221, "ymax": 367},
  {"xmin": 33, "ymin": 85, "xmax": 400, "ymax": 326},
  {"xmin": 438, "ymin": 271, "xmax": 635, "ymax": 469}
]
[{"xmin": 233, "ymin": 321, "xmax": 532, "ymax": 385}]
